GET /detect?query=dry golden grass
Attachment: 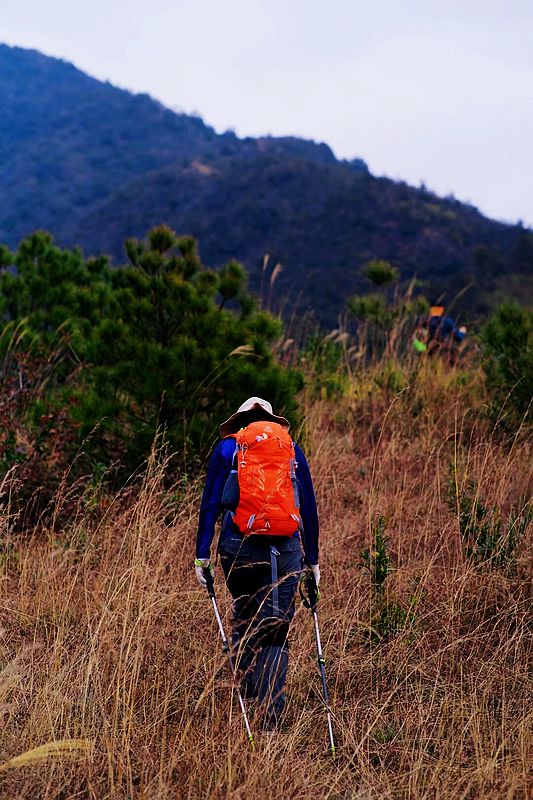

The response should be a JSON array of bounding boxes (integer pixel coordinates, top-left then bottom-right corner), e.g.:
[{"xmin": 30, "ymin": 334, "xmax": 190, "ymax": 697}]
[{"xmin": 0, "ymin": 359, "xmax": 532, "ymax": 799}]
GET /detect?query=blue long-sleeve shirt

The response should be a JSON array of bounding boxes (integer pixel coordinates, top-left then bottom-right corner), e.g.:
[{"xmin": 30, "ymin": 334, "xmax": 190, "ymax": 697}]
[
  {"xmin": 196, "ymin": 438, "xmax": 319, "ymax": 565},
  {"xmin": 429, "ymin": 315, "xmax": 465, "ymax": 343}
]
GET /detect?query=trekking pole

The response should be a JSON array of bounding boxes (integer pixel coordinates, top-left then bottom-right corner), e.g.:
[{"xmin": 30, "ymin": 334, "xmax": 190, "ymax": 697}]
[
  {"xmin": 300, "ymin": 573, "xmax": 336, "ymax": 758},
  {"xmin": 203, "ymin": 567, "xmax": 255, "ymax": 750}
]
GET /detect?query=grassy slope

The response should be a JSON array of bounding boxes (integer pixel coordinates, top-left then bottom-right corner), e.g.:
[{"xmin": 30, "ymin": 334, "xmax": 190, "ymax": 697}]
[{"xmin": 0, "ymin": 358, "xmax": 532, "ymax": 798}]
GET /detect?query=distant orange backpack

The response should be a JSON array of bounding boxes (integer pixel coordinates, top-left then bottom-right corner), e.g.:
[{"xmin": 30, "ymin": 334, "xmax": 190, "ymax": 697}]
[{"xmin": 224, "ymin": 420, "xmax": 301, "ymax": 536}]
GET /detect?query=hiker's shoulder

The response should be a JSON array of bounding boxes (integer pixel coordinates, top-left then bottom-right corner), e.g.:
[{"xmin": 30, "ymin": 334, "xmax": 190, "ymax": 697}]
[{"xmin": 215, "ymin": 437, "xmax": 237, "ymax": 461}]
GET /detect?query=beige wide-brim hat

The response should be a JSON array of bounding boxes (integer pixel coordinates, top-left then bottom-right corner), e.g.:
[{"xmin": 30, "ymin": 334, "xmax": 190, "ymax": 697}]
[{"xmin": 219, "ymin": 396, "xmax": 290, "ymax": 438}]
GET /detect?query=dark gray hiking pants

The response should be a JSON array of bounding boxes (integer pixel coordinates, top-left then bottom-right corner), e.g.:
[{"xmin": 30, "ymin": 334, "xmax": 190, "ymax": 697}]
[{"xmin": 218, "ymin": 532, "xmax": 304, "ymax": 728}]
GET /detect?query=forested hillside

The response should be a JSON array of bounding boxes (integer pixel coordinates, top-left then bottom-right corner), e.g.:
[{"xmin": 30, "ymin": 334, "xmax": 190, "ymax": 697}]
[{"xmin": 1, "ymin": 43, "xmax": 532, "ymax": 324}]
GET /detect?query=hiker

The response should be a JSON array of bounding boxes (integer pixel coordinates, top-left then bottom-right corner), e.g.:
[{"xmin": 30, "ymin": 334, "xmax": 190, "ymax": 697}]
[
  {"xmin": 418, "ymin": 306, "xmax": 467, "ymax": 364},
  {"xmin": 195, "ymin": 397, "xmax": 320, "ymax": 731}
]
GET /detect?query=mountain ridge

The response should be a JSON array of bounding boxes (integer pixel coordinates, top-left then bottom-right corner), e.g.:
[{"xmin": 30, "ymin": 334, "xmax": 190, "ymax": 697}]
[{"xmin": 1, "ymin": 42, "xmax": 531, "ymax": 322}]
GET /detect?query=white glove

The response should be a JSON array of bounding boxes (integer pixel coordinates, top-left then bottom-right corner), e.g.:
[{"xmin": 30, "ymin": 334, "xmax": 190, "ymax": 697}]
[
  {"xmin": 194, "ymin": 558, "xmax": 213, "ymax": 588},
  {"xmin": 311, "ymin": 564, "xmax": 320, "ymax": 587}
]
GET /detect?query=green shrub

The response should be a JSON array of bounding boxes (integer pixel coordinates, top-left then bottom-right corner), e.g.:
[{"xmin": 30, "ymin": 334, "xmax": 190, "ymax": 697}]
[
  {"xmin": 364, "ymin": 259, "xmax": 399, "ymax": 287},
  {"xmin": 299, "ymin": 333, "xmax": 349, "ymax": 400},
  {"xmin": 360, "ymin": 515, "xmax": 391, "ymax": 594},
  {"xmin": 480, "ymin": 303, "xmax": 533, "ymax": 428},
  {"xmin": 0, "ymin": 227, "xmax": 302, "ymax": 476},
  {"xmin": 347, "ymin": 263, "xmax": 428, "ymax": 363},
  {"xmin": 360, "ymin": 515, "xmax": 417, "ymax": 644},
  {"xmin": 448, "ymin": 471, "xmax": 531, "ymax": 571},
  {"xmin": 374, "ymin": 360, "xmax": 408, "ymax": 394}
]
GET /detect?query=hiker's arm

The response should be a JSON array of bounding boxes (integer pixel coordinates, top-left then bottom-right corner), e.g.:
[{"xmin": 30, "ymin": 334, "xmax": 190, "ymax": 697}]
[
  {"xmin": 196, "ymin": 441, "xmax": 232, "ymax": 561},
  {"xmin": 295, "ymin": 444, "xmax": 319, "ymax": 566}
]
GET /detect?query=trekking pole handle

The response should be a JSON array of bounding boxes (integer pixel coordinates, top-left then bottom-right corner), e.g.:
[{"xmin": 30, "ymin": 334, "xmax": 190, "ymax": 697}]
[
  {"xmin": 203, "ymin": 567, "xmax": 216, "ymax": 599},
  {"xmin": 299, "ymin": 569, "xmax": 319, "ymax": 612},
  {"xmin": 307, "ymin": 573, "xmax": 319, "ymax": 611}
]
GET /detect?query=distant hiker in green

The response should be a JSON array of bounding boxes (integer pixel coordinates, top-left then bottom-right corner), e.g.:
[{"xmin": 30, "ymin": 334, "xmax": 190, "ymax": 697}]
[
  {"xmin": 413, "ymin": 305, "xmax": 467, "ymax": 364},
  {"xmin": 195, "ymin": 397, "xmax": 320, "ymax": 731}
]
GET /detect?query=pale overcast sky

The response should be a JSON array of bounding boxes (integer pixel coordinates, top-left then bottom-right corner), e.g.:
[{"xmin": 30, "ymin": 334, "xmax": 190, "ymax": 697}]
[{"xmin": 3, "ymin": 0, "xmax": 533, "ymax": 226}]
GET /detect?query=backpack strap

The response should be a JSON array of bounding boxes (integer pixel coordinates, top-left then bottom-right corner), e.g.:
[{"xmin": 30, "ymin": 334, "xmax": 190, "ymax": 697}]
[{"xmin": 220, "ymin": 439, "xmax": 240, "ymax": 511}]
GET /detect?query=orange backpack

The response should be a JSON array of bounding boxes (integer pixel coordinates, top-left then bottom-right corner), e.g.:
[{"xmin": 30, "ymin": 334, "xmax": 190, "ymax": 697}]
[{"xmin": 226, "ymin": 420, "xmax": 301, "ymax": 536}]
